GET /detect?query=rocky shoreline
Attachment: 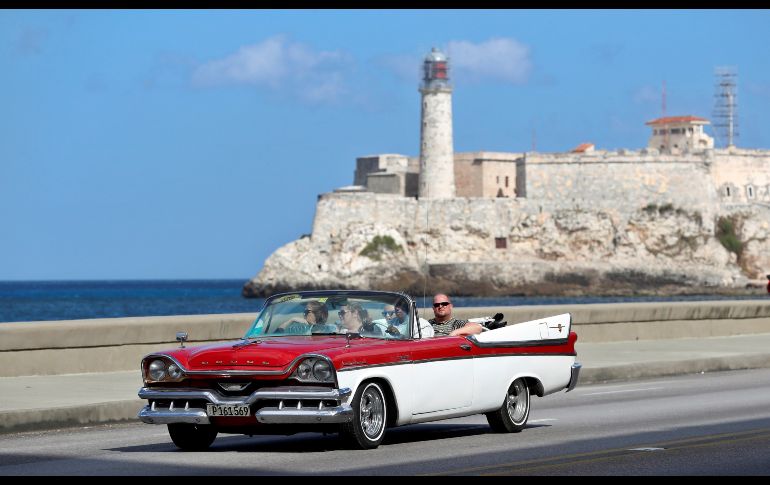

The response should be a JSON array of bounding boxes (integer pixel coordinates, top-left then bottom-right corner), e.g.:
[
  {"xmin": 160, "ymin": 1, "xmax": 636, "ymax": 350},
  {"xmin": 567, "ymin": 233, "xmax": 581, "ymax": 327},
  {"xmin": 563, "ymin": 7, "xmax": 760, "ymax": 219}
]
[
  {"xmin": 242, "ymin": 269, "xmax": 768, "ymax": 299},
  {"xmin": 243, "ymin": 193, "xmax": 770, "ymax": 301}
]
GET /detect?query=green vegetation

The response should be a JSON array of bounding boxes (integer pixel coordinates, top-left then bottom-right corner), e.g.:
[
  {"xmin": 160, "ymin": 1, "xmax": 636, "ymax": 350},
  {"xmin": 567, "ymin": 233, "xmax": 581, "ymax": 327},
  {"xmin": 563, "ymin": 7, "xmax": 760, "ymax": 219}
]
[
  {"xmin": 716, "ymin": 216, "xmax": 743, "ymax": 256},
  {"xmin": 360, "ymin": 235, "xmax": 403, "ymax": 261},
  {"xmin": 642, "ymin": 203, "xmax": 699, "ymax": 223},
  {"xmin": 643, "ymin": 203, "xmax": 658, "ymax": 215},
  {"xmin": 658, "ymin": 203, "xmax": 674, "ymax": 214}
]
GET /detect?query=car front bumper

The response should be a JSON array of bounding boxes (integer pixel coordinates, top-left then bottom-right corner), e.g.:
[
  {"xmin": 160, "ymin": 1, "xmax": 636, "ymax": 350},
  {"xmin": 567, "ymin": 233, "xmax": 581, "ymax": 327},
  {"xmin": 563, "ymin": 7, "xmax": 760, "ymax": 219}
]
[{"xmin": 137, "ymin": 386, "xmax": 353, "ymax": 425}]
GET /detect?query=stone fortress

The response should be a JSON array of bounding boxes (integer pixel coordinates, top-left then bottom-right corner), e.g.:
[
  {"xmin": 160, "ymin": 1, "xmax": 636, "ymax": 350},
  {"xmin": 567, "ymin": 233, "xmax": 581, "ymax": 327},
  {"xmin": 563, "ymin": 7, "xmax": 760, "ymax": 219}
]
[{"xmin": 243, "ymin": 48, "xmax": 770, "ymax": 298}]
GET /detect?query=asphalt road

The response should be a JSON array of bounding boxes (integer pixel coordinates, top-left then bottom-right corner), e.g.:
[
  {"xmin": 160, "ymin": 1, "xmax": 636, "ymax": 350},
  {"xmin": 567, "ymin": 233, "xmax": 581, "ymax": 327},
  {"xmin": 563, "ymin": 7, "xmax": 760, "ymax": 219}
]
[{"xmin": 1, "ymin": 368, "xmax": 770, "ymax": 475}]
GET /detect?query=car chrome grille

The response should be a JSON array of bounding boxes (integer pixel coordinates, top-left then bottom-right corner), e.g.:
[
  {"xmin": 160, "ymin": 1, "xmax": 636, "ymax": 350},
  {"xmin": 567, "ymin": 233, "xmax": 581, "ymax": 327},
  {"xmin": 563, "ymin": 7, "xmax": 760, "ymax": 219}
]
[{"xmin": 218, "ymin": 382, "xmax": 251, "ymax": 393}]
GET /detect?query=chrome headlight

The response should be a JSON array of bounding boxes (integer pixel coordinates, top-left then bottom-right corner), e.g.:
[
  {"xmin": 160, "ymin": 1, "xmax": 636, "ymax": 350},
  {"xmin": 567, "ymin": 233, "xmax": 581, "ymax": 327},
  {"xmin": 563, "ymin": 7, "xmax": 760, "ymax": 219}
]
[
  {"xmin": 167, "ymin": 363, "xmax": 183, "ymax": 380},
  {"xmin": 297, "ymin": 361, "xmax": 313, "ymax": 380},
  {"xmin": 144, "ymin": 356, "xmax": 186, "ymax": 383},
  {"xmin": 291, "ymin": 357, "xmax": 335, "ymax": 384},
  {"xmin": 149, "ymin": 359, "xmax": 167, "ymax": 381},
  {"xmin": 313, "ymin": 360, "xmax": 332, "ymax": 381}
]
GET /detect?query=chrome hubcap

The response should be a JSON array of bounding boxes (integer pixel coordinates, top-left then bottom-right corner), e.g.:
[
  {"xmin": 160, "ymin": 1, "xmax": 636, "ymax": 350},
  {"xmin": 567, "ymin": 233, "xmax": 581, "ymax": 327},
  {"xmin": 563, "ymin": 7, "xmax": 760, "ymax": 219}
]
[
  {"xmin": 506, "ymin": 380, "xmax": 528, "ymax": 424},
  {"xmin": 360, "ymin": 386, "xmax": 385, "ymax": 439}
]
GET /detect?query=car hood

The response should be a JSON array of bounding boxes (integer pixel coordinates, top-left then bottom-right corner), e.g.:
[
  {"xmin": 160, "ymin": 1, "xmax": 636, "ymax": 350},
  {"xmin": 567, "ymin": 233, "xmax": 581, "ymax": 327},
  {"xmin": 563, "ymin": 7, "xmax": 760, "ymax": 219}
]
[{"xmin": 157, "ymin": 336, "xmax": 368, "ymax": 372}]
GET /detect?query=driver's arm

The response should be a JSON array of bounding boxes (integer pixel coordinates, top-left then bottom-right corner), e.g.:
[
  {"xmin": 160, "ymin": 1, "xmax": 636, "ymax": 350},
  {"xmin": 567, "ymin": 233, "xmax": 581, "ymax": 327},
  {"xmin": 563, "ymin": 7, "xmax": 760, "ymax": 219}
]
[{"xmin": 449, "ymin": 323, "xmax": 483, "ymax": 337}]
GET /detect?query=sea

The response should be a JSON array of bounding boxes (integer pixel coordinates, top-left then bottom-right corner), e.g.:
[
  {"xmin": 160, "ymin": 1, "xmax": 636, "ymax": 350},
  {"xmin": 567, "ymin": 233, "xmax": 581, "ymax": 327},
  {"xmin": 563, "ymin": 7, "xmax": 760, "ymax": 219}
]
[{"xmin": 1, "ymin": 279, "xmax": 768, "ymax": 324}]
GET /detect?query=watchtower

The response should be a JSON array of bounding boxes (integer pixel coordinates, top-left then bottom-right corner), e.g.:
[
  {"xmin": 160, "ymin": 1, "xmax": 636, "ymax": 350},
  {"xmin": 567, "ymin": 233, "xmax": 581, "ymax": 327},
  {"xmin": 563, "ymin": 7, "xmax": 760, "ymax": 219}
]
[
  {"xmin": 418, "ymin": 48, "xmax": 455, "ymax": 199},
  {"xmin": 645, "ymin": 116, "xmax": 714, "ymax": 152}
]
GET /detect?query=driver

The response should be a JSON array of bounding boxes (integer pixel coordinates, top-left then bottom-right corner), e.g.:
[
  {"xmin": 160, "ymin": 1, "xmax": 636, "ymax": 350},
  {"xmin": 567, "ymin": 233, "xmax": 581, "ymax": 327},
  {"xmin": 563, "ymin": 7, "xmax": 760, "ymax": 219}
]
[{"xmin": 338, "ymin": 302, "xmax": 383, "ymax": 337}]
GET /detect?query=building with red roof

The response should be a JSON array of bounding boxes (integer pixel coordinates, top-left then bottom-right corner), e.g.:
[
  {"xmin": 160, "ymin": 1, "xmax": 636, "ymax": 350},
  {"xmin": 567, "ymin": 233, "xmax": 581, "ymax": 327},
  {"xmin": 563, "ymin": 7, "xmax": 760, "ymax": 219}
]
[{"xmin": 645, "ymin": 115, "xmax": 713, "ymax": 152}]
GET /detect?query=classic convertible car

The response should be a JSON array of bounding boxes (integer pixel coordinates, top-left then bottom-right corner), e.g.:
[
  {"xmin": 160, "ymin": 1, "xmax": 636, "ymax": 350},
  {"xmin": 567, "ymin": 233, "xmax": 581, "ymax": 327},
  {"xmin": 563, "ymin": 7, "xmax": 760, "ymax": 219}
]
[{"xmin": 137, "ymin": 290, "xmax": 581, "ymax": 450}]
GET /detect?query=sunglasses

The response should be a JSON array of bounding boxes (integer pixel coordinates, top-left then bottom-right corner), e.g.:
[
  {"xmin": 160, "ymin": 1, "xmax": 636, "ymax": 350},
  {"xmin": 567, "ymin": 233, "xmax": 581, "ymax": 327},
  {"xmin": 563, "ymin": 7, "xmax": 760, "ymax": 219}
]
[
  {"xmin": 433, "ymin": 301, "xmax": 451, "ymax": 308},
  {"xmin": 338, "ymin": 310, "xmax": 348, "ymax": 317},
  {"xmin": 382, "ymin": 310, "xmax": 396, "ymax": 317},
  {"xmin": 303, "ymin": 309, "xmax": 314, "ymax": 316}
]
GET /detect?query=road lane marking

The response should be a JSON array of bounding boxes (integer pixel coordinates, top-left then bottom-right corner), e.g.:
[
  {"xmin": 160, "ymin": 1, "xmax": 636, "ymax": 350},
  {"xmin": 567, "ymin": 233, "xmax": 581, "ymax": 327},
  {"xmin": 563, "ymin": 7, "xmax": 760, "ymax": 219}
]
[{"xmin": 582, "ymin": 387, "xmax": 663, "ymax": 396}]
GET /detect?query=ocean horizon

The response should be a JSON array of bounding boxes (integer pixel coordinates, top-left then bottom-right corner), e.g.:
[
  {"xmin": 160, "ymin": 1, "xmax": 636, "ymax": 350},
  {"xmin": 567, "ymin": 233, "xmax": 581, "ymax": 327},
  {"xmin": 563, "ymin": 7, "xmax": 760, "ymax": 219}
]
[{"xmin": 1, "ymin": 279, "xmax": 769, "ymax": 324}]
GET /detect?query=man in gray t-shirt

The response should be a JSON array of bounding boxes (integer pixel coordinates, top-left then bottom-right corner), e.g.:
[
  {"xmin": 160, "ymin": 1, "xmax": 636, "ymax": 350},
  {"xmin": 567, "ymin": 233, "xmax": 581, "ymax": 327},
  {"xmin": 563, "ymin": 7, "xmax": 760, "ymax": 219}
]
[{"xmin": 428, "ymin": 293, "xmax": 483, "ymax": 337}]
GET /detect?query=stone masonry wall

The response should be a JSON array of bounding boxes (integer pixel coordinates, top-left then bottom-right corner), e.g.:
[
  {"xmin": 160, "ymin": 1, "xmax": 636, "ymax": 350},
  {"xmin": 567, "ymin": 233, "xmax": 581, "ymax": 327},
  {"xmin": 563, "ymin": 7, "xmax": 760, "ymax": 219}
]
[{"xmin": 524, "ymin": 153, "xmax": 719, "ymax": 212}]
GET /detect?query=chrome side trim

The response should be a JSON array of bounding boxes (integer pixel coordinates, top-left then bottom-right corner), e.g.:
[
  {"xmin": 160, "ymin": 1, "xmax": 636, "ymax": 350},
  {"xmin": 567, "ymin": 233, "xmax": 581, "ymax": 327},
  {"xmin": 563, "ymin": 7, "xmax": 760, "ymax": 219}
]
[
  {"xmin": 255, "ymin": 405, "xmax": 353, "ymax": 424},
  {"xmin": 138, "ymin": 386, "xmax": 352, "ymax": 406},
  {"xmin": 566, "ymin": 362, "xmax": 582, "ymax": 392}
]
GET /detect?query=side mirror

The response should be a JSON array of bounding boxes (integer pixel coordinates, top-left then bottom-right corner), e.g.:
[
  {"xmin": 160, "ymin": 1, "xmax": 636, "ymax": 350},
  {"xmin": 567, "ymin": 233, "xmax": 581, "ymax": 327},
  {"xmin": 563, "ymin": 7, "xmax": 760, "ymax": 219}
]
[{"xmin": 176, "ymin": 332, "xmax": 189, "ymax": 348}]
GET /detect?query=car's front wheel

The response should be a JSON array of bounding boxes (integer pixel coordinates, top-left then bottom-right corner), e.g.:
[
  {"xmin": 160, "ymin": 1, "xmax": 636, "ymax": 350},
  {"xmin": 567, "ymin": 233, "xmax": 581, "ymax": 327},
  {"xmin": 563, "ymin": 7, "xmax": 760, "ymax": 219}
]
[
  {"xmin": 486, "ymin": 377, "xmax": 530, "ymax": 433},
  {"xmin": 167, "ymin": 423, "xmax": 218, "ymax": 451},
  {"xmin": 341, "ymin": 381, "xmax": 387, "ymax": 449}
]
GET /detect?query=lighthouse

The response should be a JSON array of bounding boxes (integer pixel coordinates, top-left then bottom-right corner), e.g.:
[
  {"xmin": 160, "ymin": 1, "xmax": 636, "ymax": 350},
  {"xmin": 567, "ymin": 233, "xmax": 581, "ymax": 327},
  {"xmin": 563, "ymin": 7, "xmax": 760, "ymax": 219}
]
[{"xmin": 418, "ymin": 47, "xmax": 455, "ymax": 199}]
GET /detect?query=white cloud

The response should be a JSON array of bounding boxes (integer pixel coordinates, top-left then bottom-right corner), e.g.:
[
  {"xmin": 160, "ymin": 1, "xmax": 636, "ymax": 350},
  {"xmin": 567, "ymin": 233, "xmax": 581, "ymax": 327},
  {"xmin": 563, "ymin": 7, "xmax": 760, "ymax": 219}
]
[
  {"xmin": 633, "ymin": 85, "xmax": 660, "ymax": 104},
  {"xmin": 446, "ymin": 38, "xmax": 532, "ymax": 85},
  {"xmin": 376, "ymin": 53, "xmax": 422, "ymax": 83},
  {"xmin": 192, "ymin": 35, "xmax": 352, "ymax": 103}
]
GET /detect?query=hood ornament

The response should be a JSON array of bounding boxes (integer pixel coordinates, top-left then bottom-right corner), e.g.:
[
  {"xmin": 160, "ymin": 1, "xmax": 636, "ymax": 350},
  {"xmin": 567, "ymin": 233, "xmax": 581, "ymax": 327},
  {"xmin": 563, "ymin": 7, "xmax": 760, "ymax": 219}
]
[
  {"xmin": 176, "ymin": 332, "xmax": 188, "ymax": 348},
  {"xmin": 233, "ymin": 338, "xmax": 262, "ymax": 349}
]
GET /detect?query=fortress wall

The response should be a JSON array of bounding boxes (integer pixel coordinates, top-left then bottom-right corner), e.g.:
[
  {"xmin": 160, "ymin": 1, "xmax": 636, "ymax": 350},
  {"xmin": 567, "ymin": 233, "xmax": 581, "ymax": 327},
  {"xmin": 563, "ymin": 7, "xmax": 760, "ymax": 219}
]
[
  {"xmin": 480, "ymin": 160, "xmax": 518, "ymax": 198},
  {"xmin": 312, "ymin": 189, "xmax": 720, "ymax": 248},
  {"xmin": 311, "ymin": 193, "xmax": 628, "ymax": 263},
  {"xmin": 711, "ymin": 150, "xmax": 770, "ymax": 203},
  {"xmin": 367, "ymin": 172, "xmax": 402, "ymax": 194},
  {"xmin": 524, "ymin": 154, "xmax": 718, "ymax": 213},
  {"xmin": 312, "ymin": 192, "xmax": 415, "ymax": 243},
  {"xmin": 454, "ymin": 153, "xmax": 483, "ymax": 197}
]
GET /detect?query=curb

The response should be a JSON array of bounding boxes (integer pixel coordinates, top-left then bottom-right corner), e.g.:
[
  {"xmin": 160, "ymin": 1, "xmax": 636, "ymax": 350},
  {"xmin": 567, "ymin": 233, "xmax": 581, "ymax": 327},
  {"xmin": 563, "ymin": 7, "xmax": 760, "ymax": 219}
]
[
  {"xmin": 0, "ymin": 400, "xmax": 143, "ymax": 435},
  {"xmin": 579, "ymin": 353, "xmax": 770, "ymax": 385}
]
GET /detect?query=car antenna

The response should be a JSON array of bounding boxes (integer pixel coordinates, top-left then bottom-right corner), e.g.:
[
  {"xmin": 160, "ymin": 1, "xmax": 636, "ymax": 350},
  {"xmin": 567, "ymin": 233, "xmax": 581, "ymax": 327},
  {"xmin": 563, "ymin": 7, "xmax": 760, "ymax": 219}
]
[{"xmin": 422, "ymin": 198, "xmax": 429, "ymax": 311}]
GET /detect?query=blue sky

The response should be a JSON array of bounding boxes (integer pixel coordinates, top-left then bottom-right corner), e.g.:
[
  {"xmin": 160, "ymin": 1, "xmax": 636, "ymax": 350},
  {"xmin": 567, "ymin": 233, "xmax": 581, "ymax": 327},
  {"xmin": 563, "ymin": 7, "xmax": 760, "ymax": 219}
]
[{"xmin": 2, "ymin": 9, "xmax": 769, "ymax": 281}]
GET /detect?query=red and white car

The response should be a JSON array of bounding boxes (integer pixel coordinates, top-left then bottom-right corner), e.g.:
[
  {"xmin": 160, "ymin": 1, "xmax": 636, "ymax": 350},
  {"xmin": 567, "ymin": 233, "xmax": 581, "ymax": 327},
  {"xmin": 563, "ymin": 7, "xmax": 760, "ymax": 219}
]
[{"xmin": 137, "ymin": 290, "xmax": 581, "ymax": 449}]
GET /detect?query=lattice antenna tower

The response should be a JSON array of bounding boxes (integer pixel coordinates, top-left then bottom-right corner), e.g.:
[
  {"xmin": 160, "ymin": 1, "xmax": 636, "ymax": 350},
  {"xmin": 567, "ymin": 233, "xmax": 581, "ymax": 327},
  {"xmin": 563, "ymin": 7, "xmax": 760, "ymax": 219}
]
[{"xmin": 713, "ymin": 67, "xmax": 739, "ymax": 148}]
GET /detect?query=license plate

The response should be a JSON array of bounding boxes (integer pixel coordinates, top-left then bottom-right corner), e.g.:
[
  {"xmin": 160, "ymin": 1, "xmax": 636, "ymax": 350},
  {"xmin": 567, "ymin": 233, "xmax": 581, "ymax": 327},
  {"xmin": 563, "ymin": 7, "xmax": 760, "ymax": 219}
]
[{"xmin": 206, "ymin": 404, "xmax": 251, "ymax": 417}]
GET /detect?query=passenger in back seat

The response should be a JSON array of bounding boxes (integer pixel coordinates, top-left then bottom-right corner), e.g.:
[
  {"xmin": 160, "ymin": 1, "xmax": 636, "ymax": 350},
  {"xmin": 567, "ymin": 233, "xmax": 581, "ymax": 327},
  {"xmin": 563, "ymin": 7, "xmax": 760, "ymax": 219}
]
[{"xmin": 428, "ymin": 293, "xmax": 483, "ymax": 337}]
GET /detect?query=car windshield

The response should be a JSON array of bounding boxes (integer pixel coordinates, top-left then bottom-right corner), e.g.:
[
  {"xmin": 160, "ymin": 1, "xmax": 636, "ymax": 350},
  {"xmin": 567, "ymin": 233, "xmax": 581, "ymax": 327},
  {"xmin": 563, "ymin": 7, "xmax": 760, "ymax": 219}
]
[{"xmin": 244, "ymin": 291, "xmax": 413, "ymax": 340}]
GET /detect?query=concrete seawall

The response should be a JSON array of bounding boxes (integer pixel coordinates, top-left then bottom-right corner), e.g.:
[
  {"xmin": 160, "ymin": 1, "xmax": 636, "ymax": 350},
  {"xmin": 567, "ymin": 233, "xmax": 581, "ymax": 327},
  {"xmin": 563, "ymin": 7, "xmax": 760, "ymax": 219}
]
[
  {"xmin": 0, "ymin": 313, "xmax": 257, "ymax": 378},
  {"xmin": 2, "ymin": 300, "xmax": 770, "ymax": 378}
]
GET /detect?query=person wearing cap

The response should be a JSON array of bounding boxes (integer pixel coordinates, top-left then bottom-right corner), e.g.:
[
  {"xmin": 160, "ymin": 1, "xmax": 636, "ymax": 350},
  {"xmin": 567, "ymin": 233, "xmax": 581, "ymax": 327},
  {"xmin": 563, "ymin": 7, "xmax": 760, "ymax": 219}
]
[{"xmin": 428, "ymin": 293, "xmax": 483, "ymax": 337}]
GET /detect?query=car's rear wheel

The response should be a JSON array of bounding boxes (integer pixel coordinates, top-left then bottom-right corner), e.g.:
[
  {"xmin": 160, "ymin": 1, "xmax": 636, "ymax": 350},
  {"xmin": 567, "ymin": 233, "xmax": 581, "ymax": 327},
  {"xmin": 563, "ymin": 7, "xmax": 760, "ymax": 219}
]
[
  {"xmin": 167, "ymin": 423, "xmax": 218, "ymax": 451},
  {"xmin": 486, "ymin": 378, "xmax": 530, "ymax": 433},
  {"xmin": 341, "ymin": 381, "xmax": 387, "ymax": 449}
]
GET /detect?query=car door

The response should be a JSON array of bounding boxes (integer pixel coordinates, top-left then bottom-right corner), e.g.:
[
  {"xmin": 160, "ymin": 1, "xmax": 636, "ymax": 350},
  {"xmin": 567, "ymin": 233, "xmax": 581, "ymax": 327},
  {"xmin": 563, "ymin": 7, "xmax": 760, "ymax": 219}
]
[{"xmin": 407, "ymin": 336, "xmax": 475, "ymax": 415}]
